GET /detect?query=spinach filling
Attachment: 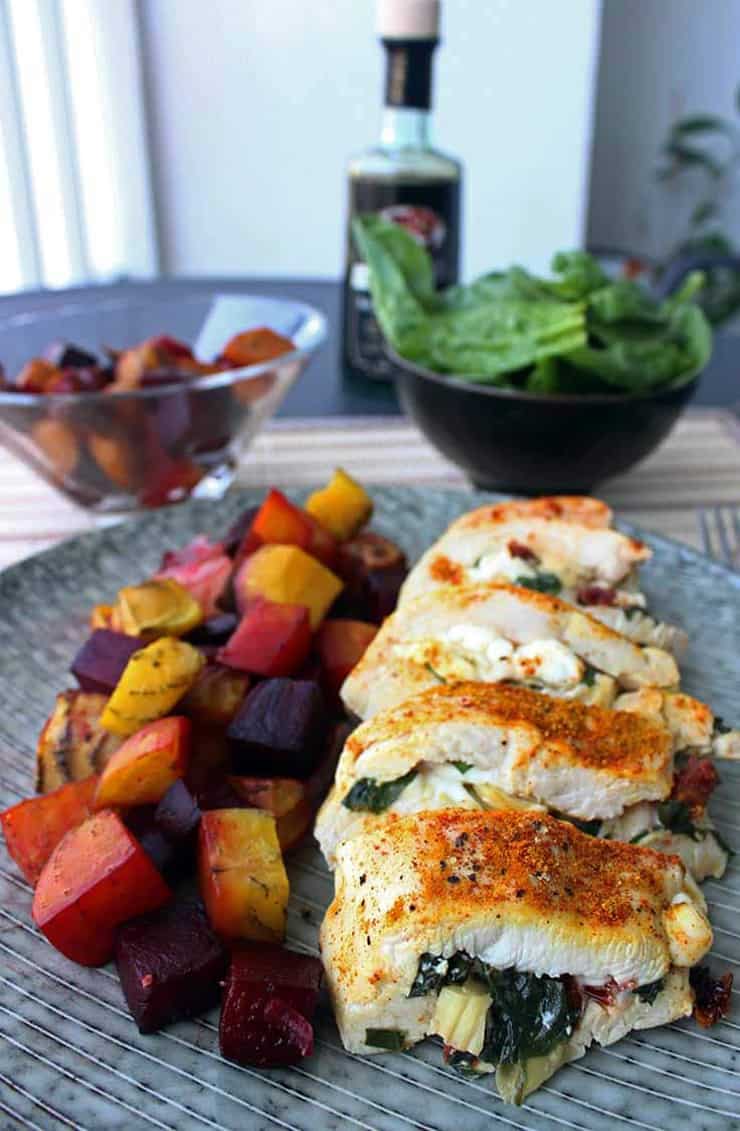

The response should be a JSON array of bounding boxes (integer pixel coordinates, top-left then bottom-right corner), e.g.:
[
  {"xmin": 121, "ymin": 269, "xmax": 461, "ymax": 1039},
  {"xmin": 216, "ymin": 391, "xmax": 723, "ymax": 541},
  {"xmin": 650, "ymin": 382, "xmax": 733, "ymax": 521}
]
[
  {"xmin": 566, "ymin": 816, "xmax": 602, "ymax": 837},
  {"xmin": 636, "ymin": 978, "xmax": 664, "ymax": 1005},
  {"xmin": 581, "ymin": 665, "xmax": 599, "ymax": 687},
  {"xmin": 451, "ymin": 760, "xmax": 473, "ymax": 774},
  {"xmin": 342, "ymin": 769, "xmax": 418, "ymax": 813},
  {"xmin": 409, "ymin": 951, "xmax": 582, "ymax": 1068},
  {"xmin": 656, "ymin": 799, "xmax": 704, "ymax": 841},
  {"xmin": 515, "ymin": 571, "xmax": 562, "ymax": 595},
  {"xmin": 479, "ymin": 968, "xmax": 581, "ymax": 1066}
]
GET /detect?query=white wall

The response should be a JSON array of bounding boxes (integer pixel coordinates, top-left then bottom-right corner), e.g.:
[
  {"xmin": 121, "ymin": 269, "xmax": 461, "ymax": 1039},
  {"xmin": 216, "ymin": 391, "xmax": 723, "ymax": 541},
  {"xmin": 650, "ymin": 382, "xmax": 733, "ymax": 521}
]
[
  {"xmin": 588, "ymin": 0, "xmax": 740, "ymax": 259},
  {"xmin": 139, "ymin": 0, "xmax": 600, "ymax": 280}
]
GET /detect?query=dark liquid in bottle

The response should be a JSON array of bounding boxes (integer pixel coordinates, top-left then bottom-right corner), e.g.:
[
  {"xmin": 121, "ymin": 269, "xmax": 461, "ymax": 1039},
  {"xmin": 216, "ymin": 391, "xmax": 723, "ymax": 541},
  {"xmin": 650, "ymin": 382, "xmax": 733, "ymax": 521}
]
[{"xmin": 342, "ymin": 176, "xmax": 460, "ymax": 382}]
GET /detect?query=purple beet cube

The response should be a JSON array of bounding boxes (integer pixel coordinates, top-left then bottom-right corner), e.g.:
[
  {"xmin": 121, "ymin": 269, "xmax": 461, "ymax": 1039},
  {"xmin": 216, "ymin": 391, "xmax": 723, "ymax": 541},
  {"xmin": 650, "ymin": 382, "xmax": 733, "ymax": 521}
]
[
  {"xmin": 115, "ymin": 899, "xmax": 228, "ymax": 1033},
  {"xmin": 224, "ymin": 506, "xmax": 259, "ymax": 557},
  {"xmin": 195, "ymin": 775, "xmax": 249, "ymax": 812},
  {"xmin": 185, "ymin": 613, "xmax": 238, "ymax": 648},
  {"xmin": 227, "ymin": 679, "xmax": 328, "ymax": 777},
  {"xmin": 71, "ymin": 630, "xmax": 142, "ymax": 694},
  {"xmin": 219, "ymin": 944, "xmax": 322, "ymax": 1066},
  {"xmin": 44, "ymin": 340, "xmax": 98, "ymax": 370},
  {"xmin": 123, "ymin": 806, "xmax": 184, "ymax": 882},
  {"xmin": 155, "ymin": 779, "xmax": 201, "ymax": 841}
]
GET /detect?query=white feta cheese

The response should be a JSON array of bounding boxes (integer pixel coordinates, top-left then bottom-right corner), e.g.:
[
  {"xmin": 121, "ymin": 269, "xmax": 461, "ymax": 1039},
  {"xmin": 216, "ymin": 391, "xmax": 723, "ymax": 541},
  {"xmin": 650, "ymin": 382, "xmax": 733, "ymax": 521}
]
[
  {"xmin": 512, "ymin": 640, "xmax": 584, "ymax": 689},
  {"xmin": 469, "ymin": 549, "xmax": 535, "ymax": 583}
]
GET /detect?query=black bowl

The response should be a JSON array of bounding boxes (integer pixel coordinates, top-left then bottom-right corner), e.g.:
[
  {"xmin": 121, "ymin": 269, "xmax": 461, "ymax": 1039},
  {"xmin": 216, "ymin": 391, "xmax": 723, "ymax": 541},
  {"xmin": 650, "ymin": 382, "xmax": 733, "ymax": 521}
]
[{"xmin": 393, "ymin": 351, "xmax": 699, "ymax": 493}]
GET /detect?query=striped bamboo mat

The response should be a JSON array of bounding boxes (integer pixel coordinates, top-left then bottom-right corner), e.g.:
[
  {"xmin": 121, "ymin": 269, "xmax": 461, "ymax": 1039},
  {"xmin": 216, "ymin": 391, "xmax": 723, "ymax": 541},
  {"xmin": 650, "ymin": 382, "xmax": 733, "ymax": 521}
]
[{"xmin": 1, "ymin": 409, "xmax": 738, "ymax": 569}]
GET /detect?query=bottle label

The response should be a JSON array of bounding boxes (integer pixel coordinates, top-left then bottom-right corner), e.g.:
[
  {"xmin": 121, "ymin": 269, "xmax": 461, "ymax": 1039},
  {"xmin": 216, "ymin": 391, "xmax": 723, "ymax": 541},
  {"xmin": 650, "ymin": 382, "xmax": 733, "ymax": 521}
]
[{"xmin": 344, "ymin": 178, "xmax": 460, "ymax": 380}]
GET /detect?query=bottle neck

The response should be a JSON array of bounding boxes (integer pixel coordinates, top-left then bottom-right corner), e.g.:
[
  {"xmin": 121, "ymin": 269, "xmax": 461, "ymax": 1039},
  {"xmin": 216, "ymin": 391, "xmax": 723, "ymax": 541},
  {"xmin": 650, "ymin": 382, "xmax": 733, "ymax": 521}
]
[{"xmin": 380, "ymin": 106, "xmax": 431, "ymax": 150}]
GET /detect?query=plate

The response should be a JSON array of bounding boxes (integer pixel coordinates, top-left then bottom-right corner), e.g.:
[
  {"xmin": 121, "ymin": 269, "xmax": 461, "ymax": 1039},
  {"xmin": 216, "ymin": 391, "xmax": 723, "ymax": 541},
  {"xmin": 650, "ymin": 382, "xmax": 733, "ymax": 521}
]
[{"xmin": 0, "ymin": 485, "xmax": 738, "ymax": 1131}]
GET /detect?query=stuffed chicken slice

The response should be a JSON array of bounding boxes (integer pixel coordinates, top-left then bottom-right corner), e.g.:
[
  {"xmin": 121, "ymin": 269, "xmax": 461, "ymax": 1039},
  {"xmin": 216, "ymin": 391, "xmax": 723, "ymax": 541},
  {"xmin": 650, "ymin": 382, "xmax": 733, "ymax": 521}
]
[
  {"xmin": 315, "ymin": 684, "xmax": 729, "ymax": 880},
  {"xmin": 399, "ymin": 497, "xmax": 685, "ymax": 654},
  {"xmin": 320, "ymin": 810, "xmax": 717, "ymax": 1105},
  {"xmin": 342, "ymin": 582, "xmax": 680, "ymax": 721}
]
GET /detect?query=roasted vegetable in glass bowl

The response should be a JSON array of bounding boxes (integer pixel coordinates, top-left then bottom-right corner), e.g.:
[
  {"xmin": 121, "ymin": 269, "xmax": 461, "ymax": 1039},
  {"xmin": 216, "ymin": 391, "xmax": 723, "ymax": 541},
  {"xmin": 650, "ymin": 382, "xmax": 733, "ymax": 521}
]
[{"xmin": 0, "ymin": 294, "xmax": 326, "ymax": 512}]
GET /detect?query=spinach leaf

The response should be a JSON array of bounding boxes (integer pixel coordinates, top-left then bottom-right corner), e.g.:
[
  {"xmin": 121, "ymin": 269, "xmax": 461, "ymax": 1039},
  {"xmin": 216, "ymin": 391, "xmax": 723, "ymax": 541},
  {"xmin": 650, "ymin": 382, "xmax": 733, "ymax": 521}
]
[
  {"xmin": 636, "ymin": 979, "xmax": 665, "ymax": 1005},
  {"xmin": 354, "ymin": 216, "xmax": 712, "ymax": 395},
  {"xmin": 425, "ymin": 661, "xmax": 447, "ymax": 684},
  {"xmin": 408, "ymin": 953, "xmax": 449, "ymax": 997},
  {"xmin": 568, "ymin": 817, "xmax": 602, "ymax": 837},
  {"xmin": 657, "ymin": 799, "xmax": 703, "ymax": 841},
  {"xmin": 515, "ymin": 572, "xmax": 562, "ymax": 595},
  {"xmin": 342, "ymin": 769, "xmax": 418, "ymax": 814},
  {"xmin": 451, "ymin": 760, "xmax": 473, "ymax": 774},
  {"xmin": 365, "ymin": 1028, "xmax": 407, "ymax": 1051},
  {"xmin": 582, "ymin": 665, "xmax": 598, "ymax": 686},
  {"xmin": 481, "ymin": 969, "xmax": 581, "ymax": 1066}
]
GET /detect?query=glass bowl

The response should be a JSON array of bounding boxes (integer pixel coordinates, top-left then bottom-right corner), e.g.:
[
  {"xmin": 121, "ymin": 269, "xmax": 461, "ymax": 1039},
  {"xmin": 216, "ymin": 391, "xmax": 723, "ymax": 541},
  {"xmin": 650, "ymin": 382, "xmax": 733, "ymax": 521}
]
[{"xmin": 0, "ymin": 293, "xmax": 326, "ymax": 512}]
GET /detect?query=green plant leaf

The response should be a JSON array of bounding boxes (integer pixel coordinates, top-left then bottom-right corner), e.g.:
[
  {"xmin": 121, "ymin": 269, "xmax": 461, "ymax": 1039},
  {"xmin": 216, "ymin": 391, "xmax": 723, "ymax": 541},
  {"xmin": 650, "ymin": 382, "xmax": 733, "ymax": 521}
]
[
  {"xmin": 662, "ymin": 140, "xmax": 725, "ymax": 178},
  {"xmin": 691, "ymin": 200, "xmax": 718, "ymax": 227},
  {"xmin": 670, "ymin": 114, "xmax": 734, "ymax": 136}
]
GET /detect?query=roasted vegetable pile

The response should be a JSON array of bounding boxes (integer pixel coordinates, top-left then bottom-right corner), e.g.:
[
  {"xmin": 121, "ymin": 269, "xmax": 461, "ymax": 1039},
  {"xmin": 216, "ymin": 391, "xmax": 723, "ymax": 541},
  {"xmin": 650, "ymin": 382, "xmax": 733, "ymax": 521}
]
[{"xmin": 1, "ymin": 469, "xmax": 405, "ymax": 1068}]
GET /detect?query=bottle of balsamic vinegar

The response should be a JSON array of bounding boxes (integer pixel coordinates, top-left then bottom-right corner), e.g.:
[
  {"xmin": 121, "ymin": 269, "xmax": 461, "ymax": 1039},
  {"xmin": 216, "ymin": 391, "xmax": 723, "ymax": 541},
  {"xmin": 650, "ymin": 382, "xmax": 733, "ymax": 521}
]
[{"xmin": 341, "ymin": 0, "xmax": 462, "ymax": 382}]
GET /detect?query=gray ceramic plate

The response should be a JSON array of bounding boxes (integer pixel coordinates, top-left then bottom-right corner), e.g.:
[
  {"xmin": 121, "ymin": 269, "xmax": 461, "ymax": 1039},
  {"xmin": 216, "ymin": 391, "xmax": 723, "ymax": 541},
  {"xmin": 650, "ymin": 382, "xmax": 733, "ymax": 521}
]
[{"xmin": 0, "ymin": 486, "xmax": 738, "ymax": 1131}]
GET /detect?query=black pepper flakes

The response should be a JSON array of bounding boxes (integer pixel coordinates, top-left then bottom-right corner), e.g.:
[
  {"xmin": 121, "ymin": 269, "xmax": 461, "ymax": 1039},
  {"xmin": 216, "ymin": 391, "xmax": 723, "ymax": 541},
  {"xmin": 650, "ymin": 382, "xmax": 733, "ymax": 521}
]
[
  {"xmin": 515, "ymin": 889, "xmax": 525, "ymax": 898},
  {"xmin": 468, "ymin": 872, "xmax": 477, "ymax": 883},
  {"xmin": 439, "ymin": 860, "xmax": 447, "ymax": 870},
  {"xmin": 447, "ymin": 875, "xmax": 460, "ymax": 885},
  {"xmin": 454, "ymin": 833, "xmax": 468, "ymax": 848},
  {"xmin": 366, "ymin": 934, "xmax": 371, "ymax": 946},
  {"xmin": 359, "ymin": 874, "xmax": 367, "ymax": 885}
]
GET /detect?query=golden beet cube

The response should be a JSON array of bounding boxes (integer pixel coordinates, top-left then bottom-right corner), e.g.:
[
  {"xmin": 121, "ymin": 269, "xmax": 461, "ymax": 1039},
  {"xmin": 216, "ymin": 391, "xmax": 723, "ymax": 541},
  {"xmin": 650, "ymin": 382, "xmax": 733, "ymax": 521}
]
[
  {"xmin": 237, "ymin": 545, "xmax": 342, "ymax": 629},
  {"xmin": 101, "ymin": 637, "xmax": 204, "ymax": 736},
  {"xmin": 115, "ymin": 578, "xmax": 202, "ymax": 637},
  {"xmin": 305, "ymin": 468, "xmax": 373, "ymax": 542},
  {"xmin": 198, "ymin": 808, "xmax": 289, "ymax": 942}
]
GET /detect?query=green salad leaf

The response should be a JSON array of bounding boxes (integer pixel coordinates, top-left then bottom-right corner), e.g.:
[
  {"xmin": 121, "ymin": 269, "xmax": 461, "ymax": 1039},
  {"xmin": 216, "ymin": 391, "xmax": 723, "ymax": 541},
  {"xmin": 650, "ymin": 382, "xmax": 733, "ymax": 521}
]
[{"xmin": 353, "ymin": 216, "xmax": 713, "ymax": 394}]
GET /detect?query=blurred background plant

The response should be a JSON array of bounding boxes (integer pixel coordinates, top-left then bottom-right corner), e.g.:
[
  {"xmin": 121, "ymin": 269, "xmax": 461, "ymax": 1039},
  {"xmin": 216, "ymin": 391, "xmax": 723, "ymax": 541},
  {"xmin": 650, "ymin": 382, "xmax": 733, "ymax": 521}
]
[{"xmin": 656, "ymin": 83, "xmax": 740, "ymax": 324}]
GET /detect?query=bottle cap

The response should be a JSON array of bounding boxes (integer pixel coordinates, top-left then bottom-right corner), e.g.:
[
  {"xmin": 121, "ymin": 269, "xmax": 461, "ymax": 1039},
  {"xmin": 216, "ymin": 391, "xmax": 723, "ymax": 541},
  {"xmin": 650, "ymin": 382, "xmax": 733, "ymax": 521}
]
[{"xmin": 377, "ymin": 0, "xmax": 440, "ymax": 40}]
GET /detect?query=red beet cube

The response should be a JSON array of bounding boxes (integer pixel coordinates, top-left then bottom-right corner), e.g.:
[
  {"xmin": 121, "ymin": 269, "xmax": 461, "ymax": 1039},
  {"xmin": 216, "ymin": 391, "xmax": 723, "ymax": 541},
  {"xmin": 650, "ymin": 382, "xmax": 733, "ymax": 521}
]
[
  {"xmin": 1, "ymin": 775, "xmax": 98, "ymax": 886},
  {"xmin": 32, "ymin": 810, "xmax": 171, "ymax": 966},
  {"xmin": 115, "ymin": 898, "xmax": 227, "ymax": 1032},
  {"xmin": 252, "ymin": 488, "xmax": 312, "ymax": 549},
  {"xmin": 219, "ymin": 943, "xmax": 322, "ymax": 1066},
  {"xmin": 217, "ymin": 601, "xmax": 311, "ymax": 678},
  {"xmin": 227, "ymin": 679, "xmax": 328, "ymax": 777},
  {"xmin": 315, "ymin": 619, "xmax": 378, "ymax": 698},
  {"xmin": 160, "ymin": 535, "xmax": 225, "ymax": 571},
  {"xmin": 71, "ymin": 630, "xmax": 143, "ymax": 695}
]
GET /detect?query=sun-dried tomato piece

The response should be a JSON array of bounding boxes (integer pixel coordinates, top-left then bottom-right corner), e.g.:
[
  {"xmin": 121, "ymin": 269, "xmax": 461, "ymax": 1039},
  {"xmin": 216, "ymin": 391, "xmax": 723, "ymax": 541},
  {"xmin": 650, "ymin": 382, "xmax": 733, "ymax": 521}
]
[
  {"xmin": 672, "ymin": 756, "xmax": 720, "ymax": 811},
  {"xmin": 507, "ymin": 540, "xmax": 539, "ymax": 563},
  {"xmin": 690, "ymin": 965, "xmax": 733, "ymax": 1027},
  {"xmin": 576, "ymin": 585, "xmax": 618, "ymax": 607}
]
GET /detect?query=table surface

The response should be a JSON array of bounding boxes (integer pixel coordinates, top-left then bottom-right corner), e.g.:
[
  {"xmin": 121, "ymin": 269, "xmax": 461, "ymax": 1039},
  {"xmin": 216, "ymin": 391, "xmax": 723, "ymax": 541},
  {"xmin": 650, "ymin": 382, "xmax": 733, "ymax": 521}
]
[
  {"xmin": 1, "ymin": 275, "xmax": 740, "ymax": 416},
  {"xmin": 1, "ymin": 408, "xmax": 739, "ymax": 570}
]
